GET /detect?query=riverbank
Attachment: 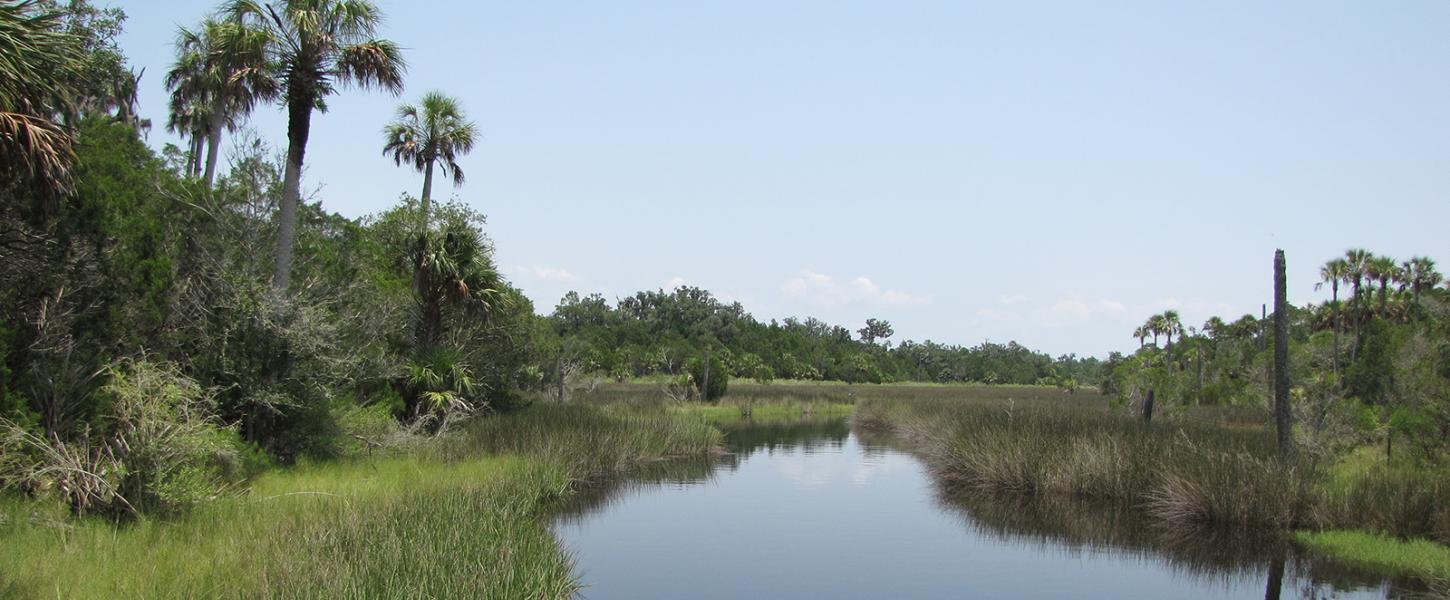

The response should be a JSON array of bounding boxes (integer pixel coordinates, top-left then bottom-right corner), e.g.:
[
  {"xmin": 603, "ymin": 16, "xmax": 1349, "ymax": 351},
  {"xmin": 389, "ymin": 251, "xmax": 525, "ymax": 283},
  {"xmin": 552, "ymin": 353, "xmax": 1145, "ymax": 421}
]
[
  {"xmin": 0, "ymin": 403, "xmax": 720, "ymax": 598},
  {"xmin": 853, "ymin": 393, "xmax": 1450, "ymax": 587}
]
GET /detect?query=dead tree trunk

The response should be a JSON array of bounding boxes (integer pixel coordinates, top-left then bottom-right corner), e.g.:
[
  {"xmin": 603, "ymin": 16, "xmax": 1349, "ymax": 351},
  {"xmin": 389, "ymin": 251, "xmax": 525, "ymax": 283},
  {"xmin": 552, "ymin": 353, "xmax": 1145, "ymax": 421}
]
[{"xmin": 1273, "ymin": 250, "xmax": 1294, "ymax": 458}]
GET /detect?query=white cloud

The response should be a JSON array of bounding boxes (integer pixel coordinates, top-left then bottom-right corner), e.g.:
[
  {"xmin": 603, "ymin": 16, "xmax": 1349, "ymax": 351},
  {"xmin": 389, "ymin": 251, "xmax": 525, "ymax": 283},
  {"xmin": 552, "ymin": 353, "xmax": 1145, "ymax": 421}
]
[
  {"xmin": 998, "ymin": 293, "xmax": 1027, "ymax": 306},
  {"xmin": 664, "ymin": 275, "xmax": 689, "ymax": 290},
  {"xmin": 509, "ymin": 265, "xmax": 578, "ymax": 283},
  {"xmin": 1040, "ymin": 296, "xmax": 1131, "ymax": 327},
  {"xmin": 780, "ymin": 269, "xmax": 932, "ymax": 309},
  {"xmin": 1096, "ymin": 299, "xmax": 1127, "ymax": 313}
]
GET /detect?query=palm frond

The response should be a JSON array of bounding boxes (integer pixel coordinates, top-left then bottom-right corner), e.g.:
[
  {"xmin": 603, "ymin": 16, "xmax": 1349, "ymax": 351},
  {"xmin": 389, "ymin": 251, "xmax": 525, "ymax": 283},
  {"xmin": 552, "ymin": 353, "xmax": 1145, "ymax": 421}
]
[{"xmin": 335, "ymin": 39, "xmax": 405, "ymax": 93}]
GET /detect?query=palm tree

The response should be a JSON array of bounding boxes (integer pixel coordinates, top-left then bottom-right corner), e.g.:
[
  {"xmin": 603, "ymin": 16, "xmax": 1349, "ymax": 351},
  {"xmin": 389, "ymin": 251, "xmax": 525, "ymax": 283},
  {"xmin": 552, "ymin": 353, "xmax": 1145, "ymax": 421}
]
[
  {"xmin": 1146, "ymin": 314, "xmax": 1164, "ymax": 347},
  {"xmin": 1316, "ymin": 258, "xmax": 1347, "ymax": 379},
  {"xmin": 164, "ymin": 96, "xmax": 209, "ymax": 177},
  {"xmin": 382, "ymin": 91, "xmax": 477, "ymax": 221},
  {"xmin": 1160, "ymin": 310, "xmax": 1182, "ymax": 372},
  {"xmin": 1342, "ymin": 248, "xmax": 1371, "ymax": 358},
  {"xmin": 165, "ymin": 17, "xmax": 277, "ymax": 188},
  {"xmin": 414, "ymin": 213, "xmax": 501, "ymax": 352},
  {"xmin": 228, "ymin": 0, "xmax": 406, "ymax": 290},
  {"xmin": 1401, "ymin": 257, "xmax": 1442, "ymax": 303},
  {"xmin": 1365, "ymin": 254, "xmax": 1398, "ymax": 317},
  {"xmin": 1133, "ymin": 325, "xmax": 1148, "ymax": 349},
  {"xmin": 0, "ymin": 0, "xmax": 83, "ymax": 197}
]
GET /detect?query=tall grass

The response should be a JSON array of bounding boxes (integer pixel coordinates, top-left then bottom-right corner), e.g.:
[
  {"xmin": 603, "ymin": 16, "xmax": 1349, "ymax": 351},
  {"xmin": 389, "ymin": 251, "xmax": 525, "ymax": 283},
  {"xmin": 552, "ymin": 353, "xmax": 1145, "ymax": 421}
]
[
  {"xmin": 0, "ymin": 403, "xmax": 720, "ymax": 598},
  {"xmin": 856, "ymin": 395, "xmax": 1448, "ymax": 542}
]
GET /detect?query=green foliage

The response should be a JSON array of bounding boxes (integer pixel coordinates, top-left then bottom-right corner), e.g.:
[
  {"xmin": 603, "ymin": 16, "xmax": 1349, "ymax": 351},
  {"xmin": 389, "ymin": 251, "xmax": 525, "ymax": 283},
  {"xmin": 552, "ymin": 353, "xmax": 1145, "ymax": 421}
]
[
  {"xmin": 545, "ymin": 287, "xmax": 1103, "ymax": 386},
  {"xmin": 100, "ymin": 360, "xmax": 254, "ymax": 516},
  {"xmin": 687, "ymin": 353, "xmax": 729, "ymax": 401}
]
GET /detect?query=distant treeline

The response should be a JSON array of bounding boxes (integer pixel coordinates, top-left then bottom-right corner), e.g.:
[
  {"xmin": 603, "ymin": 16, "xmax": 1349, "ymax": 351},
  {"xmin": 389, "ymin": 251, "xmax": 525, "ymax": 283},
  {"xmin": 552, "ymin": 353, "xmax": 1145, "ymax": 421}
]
[{"xmin": 546, "ymin": 288, "xmax": 1105, "ymax": 388}]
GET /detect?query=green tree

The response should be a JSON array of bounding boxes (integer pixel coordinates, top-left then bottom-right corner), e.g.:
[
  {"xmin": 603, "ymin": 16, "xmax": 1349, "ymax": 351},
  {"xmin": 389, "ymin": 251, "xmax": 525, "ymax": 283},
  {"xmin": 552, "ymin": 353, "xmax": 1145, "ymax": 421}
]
[
  {"xmin": 1316, "ymin": 257, "xmax": 1348, "ymax": 379},
  {"xmin": 857, "ymin": 318, "xmax": 894, "ymax": 345},
  {"xmin": 164, "ymin": 17, "xmax": 277, "ymax": 187},
  {"xmin": 381, "ymin": 91, "xmax": 477, "ymax": 220},
  {"xmin": 1365, "ymin": 254, "xmax": 1399, "ymax": 317},
  {"xmin": 228, "ymin": 0, "xmax": 406, "ymax": 290}
]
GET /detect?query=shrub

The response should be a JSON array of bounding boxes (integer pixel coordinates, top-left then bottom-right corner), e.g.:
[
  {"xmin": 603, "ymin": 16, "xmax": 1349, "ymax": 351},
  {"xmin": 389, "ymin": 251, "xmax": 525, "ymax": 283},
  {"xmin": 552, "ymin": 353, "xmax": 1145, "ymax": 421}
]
[
  {"xmin": 0, "ymin": 360, "xmax": 251, "ymax": 518},
  {"xmin": 687, "ymin": 354, "xmax": 729, "ymax": 401},
  {"xmin": 102, "ymin": 360, "xmax": 245, "ymax": 516}
]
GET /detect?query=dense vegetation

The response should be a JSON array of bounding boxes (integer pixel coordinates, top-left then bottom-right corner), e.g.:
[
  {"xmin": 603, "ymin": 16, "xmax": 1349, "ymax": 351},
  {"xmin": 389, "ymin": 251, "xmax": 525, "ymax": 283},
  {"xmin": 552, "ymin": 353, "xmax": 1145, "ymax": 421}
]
[
  {"xmin": 548, "ymin": 288, "xmax": 1105, "ymax": 387},
  {"xmin": 1104, "ymin": 249, "xmax": 1449, "ymax": 463},
  {"xmin": 0, "ymin": 0, "xmax": 546, "ymax": 519}
]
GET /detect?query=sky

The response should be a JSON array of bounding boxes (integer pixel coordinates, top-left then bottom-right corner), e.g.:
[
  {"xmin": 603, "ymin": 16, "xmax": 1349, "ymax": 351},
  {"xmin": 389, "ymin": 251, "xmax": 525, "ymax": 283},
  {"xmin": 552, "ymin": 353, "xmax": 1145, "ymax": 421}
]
[{"xmin": 110, "ymin": 1, "xmax": 1449, "ymax": 358}]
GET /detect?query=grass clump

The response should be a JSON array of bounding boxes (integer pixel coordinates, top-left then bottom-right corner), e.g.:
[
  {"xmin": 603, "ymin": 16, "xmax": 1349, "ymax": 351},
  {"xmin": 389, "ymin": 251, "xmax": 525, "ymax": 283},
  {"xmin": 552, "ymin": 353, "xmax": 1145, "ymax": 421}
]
[{"xmin": 1294, "ymin": 530, "xmax": 1450, "ymax": 583}]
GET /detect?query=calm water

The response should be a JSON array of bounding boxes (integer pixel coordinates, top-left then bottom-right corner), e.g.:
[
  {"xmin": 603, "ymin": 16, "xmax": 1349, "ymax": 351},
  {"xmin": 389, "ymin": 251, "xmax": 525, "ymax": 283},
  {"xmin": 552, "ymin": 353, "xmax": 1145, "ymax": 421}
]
[{"xmin": 554, "ymin": 418, "xmax": 1410, "ymax": 599}]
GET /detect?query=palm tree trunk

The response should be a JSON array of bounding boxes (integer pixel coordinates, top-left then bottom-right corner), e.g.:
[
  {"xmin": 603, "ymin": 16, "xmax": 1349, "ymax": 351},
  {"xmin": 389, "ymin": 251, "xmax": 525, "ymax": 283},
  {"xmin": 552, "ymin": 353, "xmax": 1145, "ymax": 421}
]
[
  {"xmin": 1378, "ymin": 280, "xmax": 1388, "ymax": 316},
  {"xmin": 1330, "ymin": 285, "xmax": 1340, "ymax": 380},
  {"xmin": 190, "ymin": 133, "xmax": 205, "ymax": 178},
  {"xmin": 184, "ymin": 134, "xmax": 198, "ymax": 176},
  {"xmin": 420, "ymin": 159, "xmax": 435, "ymax": 219},
  {"xmin": 273, "ymin": 94, "xmax": 313, "ymax": 291},
  {"xmin": 203, "ymin": 98, "xmax": 226, "ymax": 187},
  {"xmin": 411, "ymin": 159, "xmax": 436, "ymax": 351},
  {"xmin": 1142, "ymin": 388, "xmax": 1154, "ymax": 423}
]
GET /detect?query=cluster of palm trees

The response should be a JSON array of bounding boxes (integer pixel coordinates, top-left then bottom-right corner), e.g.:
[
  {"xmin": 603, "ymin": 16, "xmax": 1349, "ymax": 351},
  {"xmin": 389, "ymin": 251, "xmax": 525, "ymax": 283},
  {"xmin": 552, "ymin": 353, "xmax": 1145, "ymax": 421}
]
[
  {"xmin": 1133, "ymin": 310, "xmax": 1183, "ymax": 351},
  {"xmin": 1316, "ymin": 249, "xmax": 1442, "ymax": 377},
  {"xmin": 1129, "ymin": 310, "xmax": 1184, "ymax": 421},
  {"xmin": 163, "ymin": 0, "xmax": 494, "ymax": 300},
  {"xmin": 163, "ymin": 0, "xmax": 406, "ymax": 290},
  {"xmin": 160, "ymin": 1, "xmax": 497, "ymax": 423}
]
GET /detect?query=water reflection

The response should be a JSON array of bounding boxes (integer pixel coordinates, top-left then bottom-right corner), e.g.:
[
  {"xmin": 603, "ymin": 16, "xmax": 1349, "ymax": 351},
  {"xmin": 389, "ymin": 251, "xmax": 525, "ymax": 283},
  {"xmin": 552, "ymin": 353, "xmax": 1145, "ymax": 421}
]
[{"xmin": 553, "ymin": 418, "xmax": 1419, "ymax": 599}]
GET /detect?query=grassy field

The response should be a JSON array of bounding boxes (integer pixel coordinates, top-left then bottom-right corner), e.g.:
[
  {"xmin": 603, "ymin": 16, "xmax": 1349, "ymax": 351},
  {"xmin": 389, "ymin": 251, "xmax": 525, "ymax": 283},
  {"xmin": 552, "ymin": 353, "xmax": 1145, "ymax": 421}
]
[{"xmin": 0, "ymin": 403, "xmax": 720, "ymax": 599}]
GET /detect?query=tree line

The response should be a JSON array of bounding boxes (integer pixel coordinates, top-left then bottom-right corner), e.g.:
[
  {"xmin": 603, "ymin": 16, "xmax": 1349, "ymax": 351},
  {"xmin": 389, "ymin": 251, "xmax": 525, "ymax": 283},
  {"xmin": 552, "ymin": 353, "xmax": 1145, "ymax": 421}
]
[{"xmin": 547, "ymin": 288, "xmax": 1106, "ymax": 390}]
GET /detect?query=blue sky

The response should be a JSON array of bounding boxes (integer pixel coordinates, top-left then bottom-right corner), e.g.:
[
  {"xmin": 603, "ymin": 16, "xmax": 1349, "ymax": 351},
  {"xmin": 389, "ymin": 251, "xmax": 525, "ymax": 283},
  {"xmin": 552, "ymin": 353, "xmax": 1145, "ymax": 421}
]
[{"xmin": 112, "ymin": 1, "xmax": 1449, "ymax": 357}]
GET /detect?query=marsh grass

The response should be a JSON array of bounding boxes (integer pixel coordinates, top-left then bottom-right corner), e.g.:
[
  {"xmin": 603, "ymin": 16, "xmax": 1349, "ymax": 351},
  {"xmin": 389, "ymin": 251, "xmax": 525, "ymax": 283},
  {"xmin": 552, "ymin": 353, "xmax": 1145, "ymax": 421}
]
[
  {"xmin": 856, "ymin": 395, "xmax": 1448, "ymax": 543},
  {"xmin": 0, "ymin": 403, "xmax": 720, "ymax": 599},
  {"xmin": 1293, "ymin": 530, "xmax": 1450, "ymax": 583}
]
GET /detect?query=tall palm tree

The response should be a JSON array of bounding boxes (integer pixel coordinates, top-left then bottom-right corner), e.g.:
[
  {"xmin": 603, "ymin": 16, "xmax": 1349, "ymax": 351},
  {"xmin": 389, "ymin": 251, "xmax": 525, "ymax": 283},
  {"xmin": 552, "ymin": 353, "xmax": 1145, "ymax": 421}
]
[
  {"xmin": 1146, "ymin": 314, "xmax": 1164, "ymax": 347},
  {"xmin": 228, "ymin": 0, "xmax": 406, "ymax": 291},
  {"xmin": 1342, "ymin": 248, "xmax": 1371, "ymax": 359},
  {"xmin": 1160, "ymin": 310, "xmax": 1182, "ymax": 371},
  {"xmin": 165, "ymin": 18, "xmax": 276, "ymax": 188},
  {"xmin": 164, "ymin": 96, "xmax": 209, "ymax": 177},
  {"xmin": 0, "ymin": 0, "xmax": 83, "ymax": 197},
  {"xmin": 1365, "ymin": 254, "xmax": 1398, "ymax": 317},
  {"xmin": 1316, "ymin": 257, "xmax": 1347, "ymax": 379},
  {"xmin": 1401, "ymin": 257, "xmax": 1442, "ymax": 303},
  {"xmin": 1133, "ymin": 325, "xmax": 1148, "ymax": 349},
  {"xmin": 382, "ymin": 91, "xmax": 477, "ymax": 221}
]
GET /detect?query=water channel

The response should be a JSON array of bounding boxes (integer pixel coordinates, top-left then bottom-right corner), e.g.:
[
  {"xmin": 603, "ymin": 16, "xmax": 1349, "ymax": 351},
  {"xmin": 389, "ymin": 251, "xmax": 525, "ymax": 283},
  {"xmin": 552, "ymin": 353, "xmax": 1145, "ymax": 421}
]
[{"xmin": 555, "ymin": 418, "xmax": 1412, "ymax": 599}]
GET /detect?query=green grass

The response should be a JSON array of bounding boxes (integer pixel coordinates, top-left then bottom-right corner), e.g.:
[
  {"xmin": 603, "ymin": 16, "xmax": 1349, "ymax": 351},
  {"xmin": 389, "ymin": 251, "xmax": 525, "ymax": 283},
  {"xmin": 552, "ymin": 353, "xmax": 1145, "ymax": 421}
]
[
  {"xmin": 1294, "ymin": 530, "xmax": 1450, "ymax": 582},
  {"xmin": 855, "ymin": 394, "xmax": 1448, "ymax": 541},
  {"xmin": 0, "ymin": 403, "xmax": 720, "ymax": 599}
]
